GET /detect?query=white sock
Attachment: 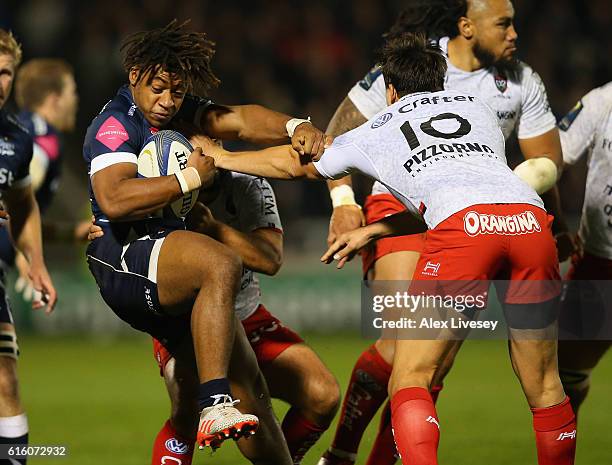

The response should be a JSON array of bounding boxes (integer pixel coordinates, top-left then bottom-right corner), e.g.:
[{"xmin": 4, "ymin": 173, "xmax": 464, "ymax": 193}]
[{"xmin": 0, "ymin": 413, "xmax": 28, "ymax": 438}]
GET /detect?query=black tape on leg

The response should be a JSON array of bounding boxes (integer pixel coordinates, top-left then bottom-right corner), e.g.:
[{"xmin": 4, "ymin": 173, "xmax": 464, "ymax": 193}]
[{"xmin": 503, "ymin": 296, "xmax": 560, "ymax": 330}]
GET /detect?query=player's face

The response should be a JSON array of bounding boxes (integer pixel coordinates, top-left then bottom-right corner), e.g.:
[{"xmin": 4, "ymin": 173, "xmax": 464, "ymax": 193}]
[
  {"xmin": 469, "ymin": 0, "xmax": 518, "ymax": 67},
  {"xmin": 130, "ymin": 68, "xmax": 187, "ymax": 128},
  {"xmin": 0, "ymin": 54, "xmax": 16, "ymax": 110},
  {"xmin": 55, "ymin": 73, "xmax": 78, "ymax": 132}
]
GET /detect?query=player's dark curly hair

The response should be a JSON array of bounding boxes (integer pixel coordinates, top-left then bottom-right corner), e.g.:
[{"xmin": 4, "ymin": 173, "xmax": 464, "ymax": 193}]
[
  {"xmin": 379, "ymin": 32, "xmax": 446, "ymax": 96},
  {"xmin": 121, "ymin": 19, "xmax": 219, "ymax": 95},
  {"xmin": 383, "ymin": 0, "xmax": 467, "ymax": 40}
]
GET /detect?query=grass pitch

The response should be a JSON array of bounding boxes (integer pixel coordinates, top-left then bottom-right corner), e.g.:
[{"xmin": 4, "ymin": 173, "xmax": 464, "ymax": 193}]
[{"xmin": 18, "ymin": 333, "xmax": 611, "ymax": 465}]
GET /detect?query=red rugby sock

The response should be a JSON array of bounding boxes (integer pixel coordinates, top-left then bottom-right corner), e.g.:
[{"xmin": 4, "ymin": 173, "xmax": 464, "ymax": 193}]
[
  {"xmin": 391, "ymin": 387, "xmax": 440, "ymax": 465},
  {"xmin": 151, "ymin": 419, "xmax": 194, "ymax": 465},
  {"xmin": 532, "ymin": 397, "xmax": 577, "ymax": 465},
  {"xmin": 282, "ymin": 407, "xmax": 328, "ymax": 464},
  {"xmin": 328, "ymin": 344, "xmax": 392, "ymax": 459}
]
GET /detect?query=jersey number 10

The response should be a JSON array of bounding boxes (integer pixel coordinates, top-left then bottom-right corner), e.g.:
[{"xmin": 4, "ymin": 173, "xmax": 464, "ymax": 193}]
[{"xmin": 400, "ymin": 112, "xmax": 472, "ymax": 150}]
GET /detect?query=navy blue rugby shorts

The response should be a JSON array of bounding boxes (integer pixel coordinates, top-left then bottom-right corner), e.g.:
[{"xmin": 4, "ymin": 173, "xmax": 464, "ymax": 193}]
[{"xmin": 87, "ymin": 229, "xmax": 190, "ymax": 353}]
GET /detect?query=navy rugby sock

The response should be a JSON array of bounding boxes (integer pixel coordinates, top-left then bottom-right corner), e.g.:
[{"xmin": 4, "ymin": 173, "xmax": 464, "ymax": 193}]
[{"xmin": 198, "ymin": 378, "xmax": 232, "ymax": 411}]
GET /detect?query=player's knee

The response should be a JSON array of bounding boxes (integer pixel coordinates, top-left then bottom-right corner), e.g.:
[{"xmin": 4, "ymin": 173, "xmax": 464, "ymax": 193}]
[
  {"xmin": 203, "ymin": 246, "xmax": 242, "ymax": 290},
  {"xmin": 302, "ymin": 373, "xmax": 340, "ymax": 422}
]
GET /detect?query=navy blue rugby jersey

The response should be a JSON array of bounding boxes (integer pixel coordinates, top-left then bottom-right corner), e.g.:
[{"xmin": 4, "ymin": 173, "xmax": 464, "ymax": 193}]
[
  {"xmin": 18, "ymin": 111, "xmax": 62, "ymax": 213},
  {"xmin": 0, "ymin": 108, "xmax": 33, "ymax": 193},
  {"xmin": 83, "ymin": 85, "xmax": 213, "ymax": 243}
]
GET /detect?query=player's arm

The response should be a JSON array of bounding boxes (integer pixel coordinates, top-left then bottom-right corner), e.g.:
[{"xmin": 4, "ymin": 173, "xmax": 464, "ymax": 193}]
[
  {"xmin": 197, "ymin": 136, "xmax": 324, "ymax": 180},
  {"xmin": 3, "ymin": 183, "xmax": 56, "ymax": 311},
  {"xmin": 201, "ymin": 104, "xmax": 326, "ymax": 158},
  {"xmin": 325, "ymin": 97, "xmax": 368, "ymax": 243},
  {"xmin": 518, "ymin": 131, "xmax": 572, "ymax": 259},
  {"xmin": 91, "ymin": 148, "xmax": 215, "ymax": 220},
  {"xmin": 187, "ymin": 202, "xmax": 282, "ymax": 276},
  {"xmin": 322, "ymin": 210, "xmax": 427, "ymax": 269}
]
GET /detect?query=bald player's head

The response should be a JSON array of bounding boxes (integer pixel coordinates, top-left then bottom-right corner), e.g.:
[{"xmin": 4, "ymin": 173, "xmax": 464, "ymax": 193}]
[{"xmin": 459, "ymin": 0, "xmax": 518, "ymax": 67}]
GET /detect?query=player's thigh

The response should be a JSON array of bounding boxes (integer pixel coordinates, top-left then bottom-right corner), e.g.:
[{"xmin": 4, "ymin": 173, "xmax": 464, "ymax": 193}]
[
  {"xmin": 261, "ymin": 342, "xmax": 339, "ymax": 409},
  {"xmin": 157, "ymin": 230, "xmax": 241, "ymax": 312},
  {"xmin": 371, "ymin": 250, "xmax": 420, "ymax": 281},
  {"xmin": 389, "ymin": 338, "xmax": 456, "ymax": 395}
]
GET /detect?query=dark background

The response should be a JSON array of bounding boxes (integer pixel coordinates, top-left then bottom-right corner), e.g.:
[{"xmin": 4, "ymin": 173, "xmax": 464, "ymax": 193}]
[{"xmin": 1, "ymin": 0, "xmax": 610, "ymax": 245}]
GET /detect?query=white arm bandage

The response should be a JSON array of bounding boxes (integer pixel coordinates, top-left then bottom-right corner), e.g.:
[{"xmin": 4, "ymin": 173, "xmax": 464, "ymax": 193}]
[
  {"xmin": 286, "ymin": 118, "xmax": 312, "ymax": 137},
  {"xmin": 330, "ymin": 185, "xmax": 360, "ymax": 208},
  {"xmin": 513, "ymin": 158, "xmax": 558, "ymax": 194}
]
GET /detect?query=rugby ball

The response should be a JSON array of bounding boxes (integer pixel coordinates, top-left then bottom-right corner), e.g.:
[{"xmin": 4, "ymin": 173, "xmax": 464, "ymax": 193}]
[{"xmin": 137, "ymin": 130, "xmax": 197, "ymax": 219}]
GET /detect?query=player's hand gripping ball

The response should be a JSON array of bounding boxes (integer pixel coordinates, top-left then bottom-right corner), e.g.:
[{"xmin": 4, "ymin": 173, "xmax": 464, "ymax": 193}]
[{"xmin": 138, "ymin": 130, "xmax": 198, "ymax": 218}]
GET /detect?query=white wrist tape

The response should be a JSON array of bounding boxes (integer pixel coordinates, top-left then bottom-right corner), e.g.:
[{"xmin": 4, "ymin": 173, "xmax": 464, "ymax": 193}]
[
  {"xmin": 286, "ymin": 117, "xmax": 312, "ymax": 137},
  {"xmin": 513, "ymin": 158, "xmax": 558, "ymax": 195},
  {"xmin": 175, "ymin": 167, "xmax": 202, "ymax": 194},
  {"xmin": 330, "ymin": 185, "xmax": 360, "ymax": 209}
]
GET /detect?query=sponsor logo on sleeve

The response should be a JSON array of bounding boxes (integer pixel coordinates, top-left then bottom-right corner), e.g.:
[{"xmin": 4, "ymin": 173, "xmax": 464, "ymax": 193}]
[
  {"xmin": 371, "ymin": 112, "xmax": 393, "ymax": 129},
  {"xmin": 95, "ymin": 116, "xmax": 130, "ymax": 151},
  {"xmin": 463, "ymin": 210, "xmax": 541, "ymax": 236},
  {"xmin": 358, "ymin": 66, "xmax": 383, "ymax": 91},
  {"xmin": 558, "ymin": 100, "xmax": 584, "ymax": 131}
]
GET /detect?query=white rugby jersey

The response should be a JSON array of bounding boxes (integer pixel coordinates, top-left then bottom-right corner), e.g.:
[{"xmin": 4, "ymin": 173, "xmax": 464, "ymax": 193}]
[
  {"xmin": 559, "ymin": 82, "xmax": 612, "ymax": 259},
  {"xmin": 348, "ymin": 37, "xmax": 556, "ymax": 196},
  {"xmin": 207, "ymin": 172, "xmax": 283, "ymax": 320},
  {"xmin": 314, "ymin": 89, "xmax": 543, "ymax": 229}
]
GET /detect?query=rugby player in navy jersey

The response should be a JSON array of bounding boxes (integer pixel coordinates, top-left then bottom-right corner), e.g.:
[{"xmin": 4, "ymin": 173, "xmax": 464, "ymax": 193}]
[
  {"xmin": 89, "ymin": 171, "xmax": 341, "ymax": 465},
  {"xmin": 0, "ymin": 29, "xmax": 57, "ymax": 463},
  {"xmin": 84, "ymin": 20, "xmax": 326, "ymax": 452},
  {"xmin": 0, "ymin": 59, "xmax": 82, "ymax": 302}
]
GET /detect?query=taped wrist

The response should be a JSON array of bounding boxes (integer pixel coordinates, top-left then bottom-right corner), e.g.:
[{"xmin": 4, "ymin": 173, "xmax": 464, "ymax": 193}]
[
  {"xmin": 286, "ymin": 117, "xmax": 312, "ymax": 137},
  {"xmin": 175, "ymin": 167, "xmax": 202, "ymax": 194},
  {"xmin": 330, "ymin": 185, "xmax": 361, "ymax": 209}
]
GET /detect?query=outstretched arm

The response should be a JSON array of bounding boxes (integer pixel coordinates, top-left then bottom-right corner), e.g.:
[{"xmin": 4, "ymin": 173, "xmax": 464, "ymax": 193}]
[
  {"xmin": 202, "ymin": 104, "xmax": 326, "ymax": 158},
  {"xmin": 195, "ymin": 135, "xmax": 324, "ymax": 180},
  {"xmin": 321, "ymin": 210, "xmax": 427, "ymax": 269}
]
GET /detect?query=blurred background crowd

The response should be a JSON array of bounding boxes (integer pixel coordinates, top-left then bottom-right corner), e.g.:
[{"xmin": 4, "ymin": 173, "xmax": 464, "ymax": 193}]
[{"xmin": 0, "ymin": 0, "xmax": 610, "ymax": 332}]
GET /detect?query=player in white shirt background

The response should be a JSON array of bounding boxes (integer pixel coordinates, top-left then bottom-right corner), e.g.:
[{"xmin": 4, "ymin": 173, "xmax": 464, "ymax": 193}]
[
  {"xmin": 195, "ymin": 32, "xmax": 577, "ymax": 465},
  {"xmin": 556, "ymin": 82, "xmax": 612, "ymax": 416},
  {"xmin": 318, "ymin": 1, "xmax": 569, "ymax": 463}
]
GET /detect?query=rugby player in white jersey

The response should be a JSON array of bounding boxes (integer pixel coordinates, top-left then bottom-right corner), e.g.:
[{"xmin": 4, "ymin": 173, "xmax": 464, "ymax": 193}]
[
  {"xmin": 89, "ymin": 171, "xmax": 340, "ymax": 465},
  {"xmin": 318, "ymin": 1, "xmax": 568, "ymax": 463},
  {"xmin": 556, "ymin": 82, "xmax": 612, "ymax": 416},
  {"xmin": 195, "ymin": 32, "xmax": 576, "ymax": 465}
]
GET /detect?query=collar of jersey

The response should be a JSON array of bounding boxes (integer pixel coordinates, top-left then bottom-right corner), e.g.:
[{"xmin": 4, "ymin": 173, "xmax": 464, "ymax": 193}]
[{"xmin": 399, "ymin": 91, "xmax": 440, "ymax": 101}]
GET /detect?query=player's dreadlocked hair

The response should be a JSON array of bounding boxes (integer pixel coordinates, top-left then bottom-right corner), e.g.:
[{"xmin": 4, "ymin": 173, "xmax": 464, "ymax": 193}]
[
  {"xmin": 121, "ymin": 19, "xmax": 219, "ymax": 95},
  {"xmin": 383, "ymin": 0, "xmax": 468, "ymax": 40}
]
